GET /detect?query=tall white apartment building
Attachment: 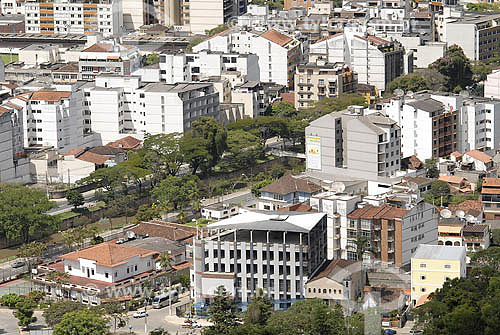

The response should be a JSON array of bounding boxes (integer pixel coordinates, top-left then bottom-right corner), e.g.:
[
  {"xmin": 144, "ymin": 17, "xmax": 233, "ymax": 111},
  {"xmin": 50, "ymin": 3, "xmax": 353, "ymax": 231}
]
[
  {"xmin": 24, "ymin": 89, "xmax": 87, "ymax": 151},
  {"xmin": 1, "ymin": 0, "xmax": 25, "ymax": 14},
  {"xmin": 83, "ymin": 76, "xmax": 220, "ymax": 144},
  {"xmin": 309, "ymin": 29, "xmax": 407, "ymax": 92},
  {"xmin": 0, "ymin": 101, "xmax": 30, "ymax": 183},
  {"xmin": 383, "ymin": 93, "xmax": 461, "ymax": 160},
  {"xmin": 24, "ymin": 0, "xmax": 122, "ymax": 36},
  {"xmin": 159, "ymin": 51, "xmax": 260, "ymax": 84},
  {"xmin": 121, "ymin": 0, "xmax": 145, "ymax": 31},
  {"xmin": 193, "ymin": 29, "xmax": 301, "ymax": 87},
  {"xmin": 305, "ymin": 107, "xmax": 402, "ymax": 179},
  {"xmin": 187, "ymin": 0, "xmax": 242, "ymax": 34}
]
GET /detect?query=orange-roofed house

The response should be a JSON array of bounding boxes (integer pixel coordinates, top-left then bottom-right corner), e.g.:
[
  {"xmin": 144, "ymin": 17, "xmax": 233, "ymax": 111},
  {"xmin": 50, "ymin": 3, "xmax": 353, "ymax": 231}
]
[
  {"xmin": 32, "ymin": 242, "xmax": 171, "ymax": 305},
  {"xmin": 462, "ymin": 150, "xmax": 494, "ymax": 172},
  {"xmin": 481, "ymin": 178, "xmax": 500, "ymax": 220},
  {"xmin": 438, "ymin": 175, "xmax": 470, "ymax": 193}
]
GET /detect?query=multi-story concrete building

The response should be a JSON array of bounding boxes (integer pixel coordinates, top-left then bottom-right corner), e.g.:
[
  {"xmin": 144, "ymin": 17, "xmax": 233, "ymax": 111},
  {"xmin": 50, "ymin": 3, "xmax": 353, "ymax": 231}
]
[
  {"xmin": 79, "ymin": 42, "xmax": 142, "ymax": 81},
  {"xmin": 485, "ymin": 69, "xmax": 500, "ymax": 100},
  {"xmin": 305, "ymin": 107, "xmax": 401, "ymax": 178},
  {"xmin": 159, "ymin": 51, "xmax": 260, "ymax": 84},
  {"xmin": 346, "ymin": 200, "xmax": 437, "ymax": 267},
  {"xmin": 191, "ymin": 210, "xmax": 328, "ymax": 310},
  {"xmin": 0, "ymin": 102, "xmax": 30, "ymax": 183},
  {"xmin": 445, "ymin": 12, "xmax": 500, "ymax": 61},
  {"xmin": 309, "ymin": 30, "xmax": 407, "ymax": 92},
  {"xmin": 383, "ymin": 93, "xmax": 460, "ymax": 160},
  {"xmin": 1, "ymin": 0, "xmax": 25, "ymax": 15},
  {"xmin": 481, "ymin": 177, "xmax": 500, "ymax": 221},
  {"xmin": 193, "ymin": 29, "xmax": 301, "ymax": 87},
  {"xmin": 186, "ymin": 0, "xmax": 245, "ymax": 34},
  {"xmin": 411, "ymin": 244, "xmax": 466, "ymax": 306},
  {"xmin": 83, "ymin": 76, "xmax": 220, "ymax": 144},
  {"xmin": 121, "ymin": 0, "xmax": 145, "ymax": 30},
  {"xmin": 294, "ymin": 60, "xmax": 357, "ymax": 109},
  {"xmin": 24, "ymin": 0, "xmax": 123, "ymax": 36}
]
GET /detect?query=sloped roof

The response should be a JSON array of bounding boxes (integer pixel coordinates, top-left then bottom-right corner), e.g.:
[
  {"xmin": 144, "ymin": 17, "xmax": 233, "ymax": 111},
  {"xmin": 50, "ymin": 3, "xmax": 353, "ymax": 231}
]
[
  {"xmin": 82, "ymin": 43, "xmax": 114, "ymax": 53},
  {"xmin": 348, "ymin": 204, "xmax": 408, "ymax": 220},
  {"xmin": 88, "ymin": 146, "xmax": 125, "ymax": 156},
  {"xmin": 31, "ymin": 91, "xmax": 71, "ymax": 102},
  {"xmin": 464, "ymin": 149, "xmax": 492, "ymax": 163},
  {"xmin": 261, "ymin": 29, "xmax": 293, "ymax": 46},
  {"xmin": 413, "ymin": 244, "xmax": 465, "ymax": 260},
  {"xmin": 129, "ymin": 222, "xmax": 196, "ymax": 242},
  {"xmin": 355, "ymin": 34, "xmax": 389, "ymax": 46},
  {"xmin": 448, "ymin": 200, "xmax": 482, "ymax": 215},
  {"xmin": 106, "ymin": 136, "xmax": 142, "ymax": 150},
  {"xmin": 407, "ymin": 98, "xmax": 444, "ymax": 113},
  {"xmin": 278, "ymin": 202, "xmax": 315, "ymax": 212},
  {"xmin": 451, "ymin": 151, "xmax": 463, "ymax": 158},
  {"xmin": 483, "ymin": 177, "xmax": 500, "ymax": 187},
  {"xmin": 308, "ymin": 259, "xmax": 359, "ymax": 283},
  {"xmin": 462, "ymin": 224, "xmax": 488, "ymax": 233},
  {"xmin": 0, "ymin": 106, "xmax": 11, "ymax": 116},
  {"xmin": 314, "ymin": 32, "xmax": 343, "ymax": 44},
  {"xmin": 61, "ymin": 242, "xmax": 157, "ymax": 267},
  {"xmin": 260, "ymin": 175, "xmax": 322, "ymax": 195},
  {"xmin": 76, "ymin": 151, "xmax": 110, "ymax": 165},
  {"xmin": 439, "ymin": 175, "xmax": 465, "ymax": 184}
]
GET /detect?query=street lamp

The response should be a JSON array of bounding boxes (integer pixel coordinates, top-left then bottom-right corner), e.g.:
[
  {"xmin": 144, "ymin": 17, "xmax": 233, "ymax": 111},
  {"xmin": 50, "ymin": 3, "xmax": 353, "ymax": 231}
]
[{"xmin": 144, "ymin": 298, "xmax": 148, "ymax": 335}]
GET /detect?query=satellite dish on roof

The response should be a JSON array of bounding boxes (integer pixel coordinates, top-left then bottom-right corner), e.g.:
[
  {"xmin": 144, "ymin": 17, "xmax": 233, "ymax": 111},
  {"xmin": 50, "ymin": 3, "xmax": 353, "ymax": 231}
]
[
  {"xmin": 465, "ymin": 215, "xmax": 475, "ymax": 223},
  {"xmin": 456, "ymin": 210, "xmax": 465, "ymax": 219},
  {"xmin": 332, "ymin": 182, "xmax": 346, "ymax": 193},
  {"xmin": 394, "ymin": 88, "xmax": 404, "ymax": 97},
  {"xmin": 459, "ymin": 90, "xmax": 470, "ymax": 99},
  {"xmin": 126, "ymin": 231, "xmax": 136, "ymax": 239},
  {"xmin": 406, "ymin": 91, "xmax": 414, "ymax": 98},
  {"xmin": 440, "ymin": 209, "xmax": 452, "ymax": 218}
]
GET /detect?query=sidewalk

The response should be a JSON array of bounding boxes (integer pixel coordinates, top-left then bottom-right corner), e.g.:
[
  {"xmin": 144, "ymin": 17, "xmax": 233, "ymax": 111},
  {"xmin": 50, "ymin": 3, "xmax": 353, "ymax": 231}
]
[{"xmin": 200, "ymin": 189, "xmax": 252, "ymax": 207}]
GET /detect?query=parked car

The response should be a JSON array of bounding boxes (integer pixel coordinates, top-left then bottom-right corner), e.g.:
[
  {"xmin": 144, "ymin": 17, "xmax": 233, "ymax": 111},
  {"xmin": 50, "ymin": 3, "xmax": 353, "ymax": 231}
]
[
  {"xmin": 133, "ymin": 310, "xmax": 148, "ymax": 318},
  {"xmin": 11, "ymin": 261, "xmax": 25, "ymax": 268},
  {"xmin": 409, "ymin": 330, "xmax": 423, "ymax": 335},
  {"xmin": 384, "ymin": 330, "xmax": 397, "ymax": 335}
]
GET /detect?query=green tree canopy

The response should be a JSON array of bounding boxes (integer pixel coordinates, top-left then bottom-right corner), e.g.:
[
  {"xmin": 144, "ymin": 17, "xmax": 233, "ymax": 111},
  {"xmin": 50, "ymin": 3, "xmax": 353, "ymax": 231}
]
[
  {"xmin": 304, "ymin": 94, "xmax": 367, "ymax": 121},
  {"xmin": 43, "ymin": 301, "xmax": 86, "ymax": 327},
  {"xmin": 53, "ymin": 309, "xmax": 108, "ymax": 335},
  {"xmin": 225, "ymin": 129, "xmax": 264, "ymax": 170},
  {"xmin": 145, "ymin": 53, "xmax": 160, "ymax": 65},
  {"xmin": 388, "ymin": 73, "xmax": 430, "ymax": 93},
  {"xmin": 0, "ymin": 184, "xmax": 58, "ymax": 243},
  {"xmin": 179, "ymin": 133, "xmax": 210, "ymax": 175},
  {"xmin": 152, "ymin": 175, "xmax": 200, "ymax": 211},
  {"xmin": 14, "ymin": 298, "xmax": 37, "ymax": 328},
  {"xmin": 203, "ymin": 286, "xmax": 239, "ymax": 335},
  {"xmin": 425, "ymin": 158, "xmax": 439, "ymax": 178},
  {"xmin": 271, "ymin": 101, "xmax": 297, "ymax": 118},
  {"xmin": 66, "ymin": 189, "xmax": 85, "ymax": 210},
  {"xmin": 430, "ymin": 45, "xmax": 473, "ymax": 91},
  {"xmin": 142, "ymin": 133, "xmax": 184, "ymax": 181},
  {"xmin": 429, "ymin": 180, "xmax": 451, "ymax": 200},
  {"xmin": 191, "ymin": 117, "xmax": 228, "ymax": 174}
]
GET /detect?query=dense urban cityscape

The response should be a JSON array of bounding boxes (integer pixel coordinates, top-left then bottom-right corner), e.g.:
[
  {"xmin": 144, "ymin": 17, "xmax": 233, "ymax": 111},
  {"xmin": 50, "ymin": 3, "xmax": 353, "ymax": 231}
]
[{"xmin": 0, "ymin": 0, "xmax": 499, "ymax": 334}]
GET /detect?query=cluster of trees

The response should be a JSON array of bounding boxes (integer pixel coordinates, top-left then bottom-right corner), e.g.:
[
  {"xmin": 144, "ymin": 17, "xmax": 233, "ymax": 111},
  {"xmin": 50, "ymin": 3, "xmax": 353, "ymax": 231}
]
[
  {"xmin": 417, "ymin": 248, "xmax": 500, "ymax": 335},
  {"xmin": 0, "ymin": 184, "xmax": 59, "ymax": 243},
  {"xmin": 0, "ymin": 291, "xmax": 45, "ymax": 329},
  {"xmin": 203, "ymin": 286, "xmax": 365, "ymax": 335}
]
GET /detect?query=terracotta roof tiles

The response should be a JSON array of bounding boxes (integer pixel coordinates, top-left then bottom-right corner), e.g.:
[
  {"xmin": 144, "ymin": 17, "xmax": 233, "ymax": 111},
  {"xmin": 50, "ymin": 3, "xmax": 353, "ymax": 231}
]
[
  {"xmin": 308, "ymin": 259, "xmax": 358, "ymax": 283},
  {"xmin": 261, "ymin": 29, "xmax": 293, "ymax": 47},
  {"xmin": 31, "ymin": 91, "xmax": 71, "ymax": 102},
  {"xmin": 106, "ymin": 136, "xmax": 142, "ymax": 150},
  {"xmin": 438, "ymin": 175, "xmax": 465, "ymax": 184},
  {"xmin": 260, "ymin": 175, "xmax": 322, "ymax": 195},
  {"xmin": 483, "ymin": 178, "xmax": 500, "ymax": 187},
  {"xmin": 60, "ymin": 243, "xmax": 157, "ymax": 267},
  {"xmin": 464, "ymin": 149, "xmax": 492, "ymax": 163}
]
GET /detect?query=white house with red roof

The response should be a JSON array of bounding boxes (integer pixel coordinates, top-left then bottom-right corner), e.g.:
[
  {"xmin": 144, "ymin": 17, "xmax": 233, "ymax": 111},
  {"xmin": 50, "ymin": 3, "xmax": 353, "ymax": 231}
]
[
  {"xmin": 32, "ymin": 242, "xmax": 169, "ymax": 305},
  {"xmin": 462, "ymin": 150, "xmax": 494, "ymax": 173}
]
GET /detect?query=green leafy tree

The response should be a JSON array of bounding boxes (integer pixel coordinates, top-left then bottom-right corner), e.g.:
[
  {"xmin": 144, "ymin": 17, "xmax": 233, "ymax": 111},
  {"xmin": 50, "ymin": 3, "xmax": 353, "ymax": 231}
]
[
  {"xmin": 191, "ymin": 117, "xmax": 228, "ymax": 174},
  {"xmin": 78, "ymin": 166, "xmax": 128, "ymax": 201},
  {"xmin": 17, "ymin": 241, "xmax": 45, "ymax": 275},
  {"xmin": 225, "ymin": 129, "xmax": 264, "ymax": 170},
  {"xmin": 430, "ymin": 45, "xmax": 473, "ymax": 91},
  {"xmin": 135, "ymin": 204, "xmax": 162, "ymax": 223},
  {"xmin": 0, "ymin": 184, "xmax": 58, "ymax": 243},
  {"xmin": 62, "ymin": 225, "xmax": 97, "ymax": 251},
  {"xmin": 66, "ymin": 189, "xmax": 85, "ymax": 210},
  {"xmin": 14, "ymin": 298, "xmax": 37, "ymax": 329},
  {"xmin": 266, "ymin": 299, "xmax": 344, "ymax": 335},
  {"xmin": 471, "ymin": 246, "xmax": 500, "ymax": 269},
  {"xmin": 304, "ymin": 94, "xmax": 367, "ymax": 121},
  {"xmin": 186, "ymin": 37, "xmax": 203, "ymax": 52},
  {"xmin": 150, "ymin": 328, "xmax": 169, "ymax": 335},
  {"xmin": 145, "ymin": 53, "xmax": 160, "ymax": 65},
  {"xmin": 206, "ymin": 24, "xmax": 229, "ymax": 37},
  {"xmin": 203, "ymin": 286, "xmax": 238, "ymax": 335},
  {"xmin": 388, "ymin": 73, "xmax": 431, "ymax": 93},
  {"xmin": 429, "ymin": 180, "xmax": 451, "ymax": 202},
  {"xmin": 96, "ymin": 302, "xmax": 128, "ymax": 333},
  {"xmin": 180, "ymin": 133, "xmax": 210, "ymax": 175},
  {"xmin": 491, "ymin": 229, "xmax": 500, "ymax": 245},
  {"xmin": 286, "ymin": 119, "xmax": 308, "ymax": 148},
  {"xmin": 0, "ymin": 293, "xmax": 23, "ymax": 308},
  {"xmin": 348, "ymin": 236, "xmax": 375, "ymax": 261},
  {"xmin": 53, "ymin": 309, "xmax": 108, "ymax": 335},
  {"xmin": 46, "ymin": 271, "xmax": 70, "ymax": 301},
  {"xmin": 251, "ymin": 179, "xmax": 274, "ymax": 197},
  {"xmin": 143, "ymin": 133, "xmax": 184, "ymax": 182},
  {"xmin": 178, "ymin": 274, "xmax": 190, "ymax": 290},
  {"xmin": 243, "ymin": 289, "xmax": 273, "ymax": 326},
  {"xmin": 271, "ymin": 101, "xmax": 297, "ymax": 118},
  {"xmin": 425, "ymin": 158, "xmax": 439, "ymax": 178},
  {"xmin": 43, "ymin": 301, "xmax": 86, "ymax": 327},
  {"xmin": 152, "ymin": 175, "xmax": 200, "ymax": 211}
]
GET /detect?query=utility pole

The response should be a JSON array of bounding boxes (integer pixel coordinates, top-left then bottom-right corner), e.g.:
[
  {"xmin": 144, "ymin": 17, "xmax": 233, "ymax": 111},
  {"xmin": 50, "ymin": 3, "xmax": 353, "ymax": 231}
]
[
  {"xmin": 144, "ymin": 298, "xmax": 148, "ymax": 335},
  {"xmin": 67, "ymin": 168, "xmax": 70, "ymax": 188}
]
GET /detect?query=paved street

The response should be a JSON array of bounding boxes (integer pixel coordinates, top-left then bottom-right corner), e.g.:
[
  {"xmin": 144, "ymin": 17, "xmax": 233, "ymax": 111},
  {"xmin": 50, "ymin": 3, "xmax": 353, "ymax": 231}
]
[
  {"xmin": 0, "ymin": 309, "xmax": 45, "ymax": 335},
  {"xmin": 0, "ymin": 261, "xmax": 28, "ymax": 284}
]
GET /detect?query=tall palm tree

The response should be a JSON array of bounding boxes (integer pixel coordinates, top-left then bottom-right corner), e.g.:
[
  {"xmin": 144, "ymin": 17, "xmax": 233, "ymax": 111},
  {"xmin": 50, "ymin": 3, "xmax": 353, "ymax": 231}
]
[
  {"xmin": 156, "ymin": 253, "xmax": 173, "ymax": 289},
  {"xmin": 46, "ymin": 271, "xmax": 70, "ymax": 301},
  {"xmin": 348, "ymin": 236, "xmax": 376, "ymax": 262}
]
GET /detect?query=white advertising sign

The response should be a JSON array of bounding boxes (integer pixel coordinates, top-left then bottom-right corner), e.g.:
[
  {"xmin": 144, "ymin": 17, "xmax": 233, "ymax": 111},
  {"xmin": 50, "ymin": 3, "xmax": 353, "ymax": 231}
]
[{"xmin": 306, "ymin": 135, "xmax": 321, "ymax": 170}]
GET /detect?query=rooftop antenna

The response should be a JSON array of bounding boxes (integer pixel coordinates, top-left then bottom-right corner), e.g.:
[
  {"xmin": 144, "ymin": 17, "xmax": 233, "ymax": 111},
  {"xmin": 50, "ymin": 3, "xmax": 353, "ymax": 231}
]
[
  {"xmin": 406, "ymin": 90, "xmax": 414, "ymax": 98},
  {"xmin": 440, "ymin": 209, "xmax": 452, "ymax": 219}
]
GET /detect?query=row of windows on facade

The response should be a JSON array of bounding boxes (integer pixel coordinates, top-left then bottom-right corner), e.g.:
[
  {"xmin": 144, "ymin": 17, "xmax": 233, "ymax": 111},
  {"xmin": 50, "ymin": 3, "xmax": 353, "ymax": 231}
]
[
  {"xmin": 205, "ymin": 249, "xmax": 308, "ymax": 261},
  {"xmin": 205, "ymin": 263, "xmax": 306, "ymax": 275},
  {"xmin": 419, "ymin": 263, "xmax": 452, "ymax": 269},
  {"xmin": 235, "ymin": 278, "xmax": 303, "ymax": 293},
  {"xmin": 26, "ymin": 6, "xmax": 112, "ymax": 11},
  {"xmin": 68, "ymin": 261, "xmax": 151, "ymax": 278},
  {"xmin": 308, "ymin": 287, "xmax": 344, "ymax": 295}
]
